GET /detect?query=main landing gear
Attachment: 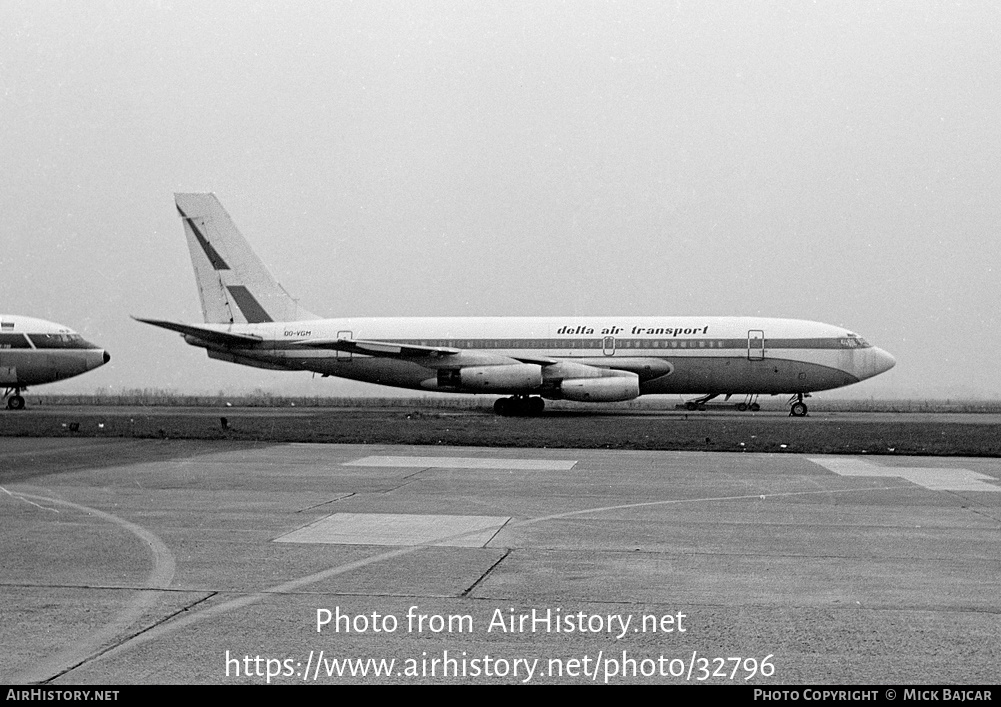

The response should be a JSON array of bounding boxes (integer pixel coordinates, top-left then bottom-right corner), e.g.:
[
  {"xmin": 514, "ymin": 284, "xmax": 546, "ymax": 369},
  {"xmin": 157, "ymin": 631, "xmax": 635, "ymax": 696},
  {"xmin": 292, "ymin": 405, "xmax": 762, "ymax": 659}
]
[
  {"xmin": 680, "ymin": 393, "xmax": 810, "ymax": 415},
  {"xmin": 684, "ymin": 393, "xmax": 761, "ymax": 412},
  {"xmin": 735, "ymin": 394, "xmax": 761, "ymax": 412},
  {"xmin": 788, "ymin": 393, "xmax": 809, "ymax": 417},
  {"xmin": 494, "ymin": 395, "xmax": 545, "ymax": 417},
  {"xmin": 684, "ymin": 393, "xmax": 718, "ymax": 411},
  {"xmin": 4, "ymin": 387, "xmax": 26, "ymax": 411}
]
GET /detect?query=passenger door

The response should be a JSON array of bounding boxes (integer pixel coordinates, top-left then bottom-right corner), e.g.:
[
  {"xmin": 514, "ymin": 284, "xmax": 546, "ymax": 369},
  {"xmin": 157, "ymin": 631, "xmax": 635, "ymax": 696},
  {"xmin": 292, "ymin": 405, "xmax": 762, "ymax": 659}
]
[
  {"xmin": 336, "ymin": 330, "xmax": 353, "ymax": 360},
  {"xmin": 747, "ymin": 330, "xmax": 765, "ymax": 361}
]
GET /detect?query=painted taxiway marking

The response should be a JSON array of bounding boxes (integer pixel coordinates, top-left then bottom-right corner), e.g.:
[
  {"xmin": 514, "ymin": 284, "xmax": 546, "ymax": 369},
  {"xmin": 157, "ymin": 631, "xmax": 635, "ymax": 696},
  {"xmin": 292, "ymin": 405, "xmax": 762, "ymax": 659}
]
[
  {"xmin": 4, "ymin": 489, "xmax": 176, "ymax": 684},
  {"xmin": 808, "ymin": 457, "xmax": 1001, "ymax": 493},
  {"xmin": 86, "ymin": 484, "xmax": 898, "ymax": 671},
  {"xmin": 344, "ymin": 455, "xmax": 577, "ymax": 470},
  {"xmin": 275, "ymin": 512, "xmax": 510, "ymax": 547}
]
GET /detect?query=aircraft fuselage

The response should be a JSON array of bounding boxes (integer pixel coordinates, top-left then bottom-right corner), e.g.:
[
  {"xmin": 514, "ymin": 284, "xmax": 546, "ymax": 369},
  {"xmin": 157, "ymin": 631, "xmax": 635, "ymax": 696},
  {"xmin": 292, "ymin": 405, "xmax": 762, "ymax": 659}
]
[
  {"xmin": 181, "ymin": 315, "xmax": 895, "ymax": 397},
  {"xmin": 140, "ymin": 193, "xmax": 896, "ymax": 415},
  {"xmin": 1, "ymin": 315, "xmax": 110, "ymax": 409}
]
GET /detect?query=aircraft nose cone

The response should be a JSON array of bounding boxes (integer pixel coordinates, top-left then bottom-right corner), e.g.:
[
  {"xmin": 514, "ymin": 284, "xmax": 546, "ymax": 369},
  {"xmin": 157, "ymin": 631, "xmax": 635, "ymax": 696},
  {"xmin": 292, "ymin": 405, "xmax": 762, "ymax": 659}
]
[
  {"xmin": 88, "ymin": 349, "xmax": 110, "ymax": 370},
  {"xmin": 873, "ymin": 347, "xmax": 896, "ymax": 375},
  {"xmin": 861, "ymin": 347, "xmax": 895, "ymax": 379}
]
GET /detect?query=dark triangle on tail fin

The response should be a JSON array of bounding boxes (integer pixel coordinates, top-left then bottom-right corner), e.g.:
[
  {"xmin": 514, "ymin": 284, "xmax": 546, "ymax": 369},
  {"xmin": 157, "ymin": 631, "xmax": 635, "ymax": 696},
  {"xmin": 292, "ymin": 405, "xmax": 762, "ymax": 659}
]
[{"xmin": 175, "ymin": 193, "xmax": 320, "ymax": 324}]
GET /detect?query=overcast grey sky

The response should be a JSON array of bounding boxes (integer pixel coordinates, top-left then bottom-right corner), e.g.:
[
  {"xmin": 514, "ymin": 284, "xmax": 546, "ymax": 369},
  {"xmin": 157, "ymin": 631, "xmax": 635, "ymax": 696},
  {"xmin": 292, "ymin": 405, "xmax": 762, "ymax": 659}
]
[{"xmin": 3, "ymin": 1, "xmax": 999, "ymax": 399}]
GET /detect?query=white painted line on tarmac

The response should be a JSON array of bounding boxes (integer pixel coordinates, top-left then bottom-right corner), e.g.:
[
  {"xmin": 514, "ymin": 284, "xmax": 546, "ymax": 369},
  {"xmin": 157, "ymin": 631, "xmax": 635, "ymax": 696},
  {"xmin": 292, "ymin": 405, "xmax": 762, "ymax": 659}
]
[
  {"xmin": 275, "ymin": 512, "xmax": 510, "ymax": 547},
  {"xmin": 808, "ymin": 458, "xmax": 1001, "ymax": 493},
  {"xmin": 5, "ymin": 489, "xmax": 177, "ymax": 684},
  {"xmin": 344, "ymin": 455, "xmax": 577, "ymax": 470},
  {"xmin": 93, "ymin": 484, "xmax": 898, "ymax": 666}
]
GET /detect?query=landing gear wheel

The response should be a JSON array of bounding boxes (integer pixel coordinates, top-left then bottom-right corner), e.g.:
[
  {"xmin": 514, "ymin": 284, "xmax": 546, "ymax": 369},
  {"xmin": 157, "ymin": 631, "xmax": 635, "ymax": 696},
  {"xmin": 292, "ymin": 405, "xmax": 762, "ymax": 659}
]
[
  {"xmin": 749, "ymin": 402, "xmax": 760, "ymax": 412},
  {"xmin": 736, "ymin": 403, "xmax": 748, "ymax": 412},
  {"xmin": 790, "ymin": 401, "xmax": 807, "ymax": 417},
  {"xmin": 7, "ymin": 395, "xmax": 25, "ymax": 410},
  {"xmin": 494, "ymin": 396, "xmax": 545, "ymax": 417},
  {"xmin": 685, "ymin": 394, "xmax": 718, "ymax": 411}
]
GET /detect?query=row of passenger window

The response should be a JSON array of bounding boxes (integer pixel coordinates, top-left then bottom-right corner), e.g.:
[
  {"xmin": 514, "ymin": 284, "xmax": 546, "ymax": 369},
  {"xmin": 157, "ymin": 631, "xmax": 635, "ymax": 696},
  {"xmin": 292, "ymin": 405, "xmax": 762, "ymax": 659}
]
[
  {"xmin": 407, "ymin": 337, "xmax": 869, "ymax": 350},
  {"xmin": 416, "ymin": 339, "xmax": 729, "ymax": 349}
]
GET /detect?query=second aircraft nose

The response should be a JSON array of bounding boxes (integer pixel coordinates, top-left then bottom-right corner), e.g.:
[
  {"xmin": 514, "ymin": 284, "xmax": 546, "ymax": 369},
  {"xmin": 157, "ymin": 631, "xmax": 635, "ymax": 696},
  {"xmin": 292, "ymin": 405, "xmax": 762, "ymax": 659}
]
[
  {"xmin": 87, "ymin": 349, "xmax": 111, "ymax": 370},
  {"xmin": 872, "ymin": 347, "xmax": 896, "ymax": 376}
]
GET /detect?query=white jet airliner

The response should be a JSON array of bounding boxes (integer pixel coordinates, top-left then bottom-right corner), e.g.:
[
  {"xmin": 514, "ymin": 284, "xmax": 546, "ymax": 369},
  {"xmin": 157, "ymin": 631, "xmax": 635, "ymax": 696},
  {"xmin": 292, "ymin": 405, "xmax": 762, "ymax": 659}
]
[
  {"xmin": 0, "ymin": 315, "xmax": 111, "ymax": 409},
  {"xmin": 137, "ymin": 193, "xmax": 895, "ymax": 416}
]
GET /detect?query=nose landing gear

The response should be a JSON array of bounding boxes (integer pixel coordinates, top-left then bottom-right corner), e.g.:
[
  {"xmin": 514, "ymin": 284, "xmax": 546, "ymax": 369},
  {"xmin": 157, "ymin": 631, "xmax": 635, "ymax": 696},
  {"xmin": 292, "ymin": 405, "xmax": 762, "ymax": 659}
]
[
  {"xmin": 789, "ymin": 393, "xmax": 809, "ymax": 417},
  {"xmin": 4, "ymin": 387, "xmax": 26, "ymax": 410}
]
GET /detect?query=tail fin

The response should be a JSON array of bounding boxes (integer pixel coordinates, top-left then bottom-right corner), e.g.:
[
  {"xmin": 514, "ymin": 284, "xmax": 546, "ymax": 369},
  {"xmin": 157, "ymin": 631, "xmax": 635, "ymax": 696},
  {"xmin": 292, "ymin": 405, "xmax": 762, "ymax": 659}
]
[{"xmin": 174, "ymin": 193, "xmax": 319, "ymax": 324}]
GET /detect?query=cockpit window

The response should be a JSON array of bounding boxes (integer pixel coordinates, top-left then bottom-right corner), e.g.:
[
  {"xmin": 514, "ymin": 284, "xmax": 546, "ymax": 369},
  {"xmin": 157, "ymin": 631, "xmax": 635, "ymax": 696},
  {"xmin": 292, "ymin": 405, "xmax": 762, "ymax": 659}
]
[
  {"xmin": 0, "ymin": 333, "xmax": 31, "ymax": 349},
  {"xmin": 838, "ymin": 336, "xmax": 872, "ymax": 349},
  {"xmin": 26, "ymin": 333, "xmax": 101, "ymax": 350}
]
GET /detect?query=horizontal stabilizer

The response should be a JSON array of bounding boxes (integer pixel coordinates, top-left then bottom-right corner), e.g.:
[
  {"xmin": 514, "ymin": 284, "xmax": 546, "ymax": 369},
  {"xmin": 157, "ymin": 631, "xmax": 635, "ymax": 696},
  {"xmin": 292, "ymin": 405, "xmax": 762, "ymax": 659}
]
[{"xmin": 133, "ymin": 317, "xmax": 262, "ymax": 346}]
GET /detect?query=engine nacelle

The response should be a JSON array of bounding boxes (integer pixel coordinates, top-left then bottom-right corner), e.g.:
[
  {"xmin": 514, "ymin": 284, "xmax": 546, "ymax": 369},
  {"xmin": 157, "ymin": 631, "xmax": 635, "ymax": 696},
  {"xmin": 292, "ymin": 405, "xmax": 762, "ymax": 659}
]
[
  {"xmin": 560, "ymin": 374, "xmax": 640, "ymax": 402},
  {"xmin": 458, "ymin": 363, "xmax": 543, "ymax": 391},
  {"xmin": 206, "ymin": 349, "xmax": 294, "ymax": 371},
  {"xmin": 541, "ymin": 361, "xmax": 604, "ymax": 382}
]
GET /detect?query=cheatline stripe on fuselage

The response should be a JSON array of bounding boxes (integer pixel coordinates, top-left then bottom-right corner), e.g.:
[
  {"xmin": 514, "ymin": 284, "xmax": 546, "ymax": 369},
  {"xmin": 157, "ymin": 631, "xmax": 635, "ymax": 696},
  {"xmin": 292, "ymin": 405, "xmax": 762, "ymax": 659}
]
[
  {"xmin": 258, "ymin": 337, "xmax": 871, "ymax": 352},
  {"xmin": 0, "ymin": 333, "xmax": 102, "ymax": 350}
]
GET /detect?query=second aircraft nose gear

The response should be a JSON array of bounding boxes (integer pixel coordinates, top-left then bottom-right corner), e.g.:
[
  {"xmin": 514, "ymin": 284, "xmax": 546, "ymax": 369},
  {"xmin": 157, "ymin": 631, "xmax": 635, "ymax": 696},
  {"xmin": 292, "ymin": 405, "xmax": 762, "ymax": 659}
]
[{"xmin": 788, "ymin": 393, "xmax": 810, "ymax": 417}]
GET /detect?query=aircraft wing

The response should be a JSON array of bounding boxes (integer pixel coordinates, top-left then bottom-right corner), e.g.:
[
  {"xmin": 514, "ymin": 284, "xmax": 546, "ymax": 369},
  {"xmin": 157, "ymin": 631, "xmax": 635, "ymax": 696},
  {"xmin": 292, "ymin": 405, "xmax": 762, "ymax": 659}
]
[
  {"xmin": 133, "ymin": 317, "xmax": 263, "ymax": 346},
  {"xmin": 294, "ymin": 338, "xmax": 560, "ymax": 366},
  {"xmin": 512, "ymin": 354, "xmax": 560, "ymax": 366},
  {"xmin": 293, "ymin": 337, "xmax": 462, "ymax": 359}
]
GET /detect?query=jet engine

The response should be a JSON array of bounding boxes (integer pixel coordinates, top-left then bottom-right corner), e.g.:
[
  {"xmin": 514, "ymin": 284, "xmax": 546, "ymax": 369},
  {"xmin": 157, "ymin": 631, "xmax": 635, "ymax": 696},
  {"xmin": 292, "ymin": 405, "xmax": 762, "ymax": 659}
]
[
  {"xmin": 455, "ymin": 363, "xmax": 544, "ymax": 391},
  {"xmin": 206, "ymin": 349, "xmax": 294, "ymax": 371},
  {"xmin": 559, "ymin": 373, "xmax": 640, "ymax": 402}
]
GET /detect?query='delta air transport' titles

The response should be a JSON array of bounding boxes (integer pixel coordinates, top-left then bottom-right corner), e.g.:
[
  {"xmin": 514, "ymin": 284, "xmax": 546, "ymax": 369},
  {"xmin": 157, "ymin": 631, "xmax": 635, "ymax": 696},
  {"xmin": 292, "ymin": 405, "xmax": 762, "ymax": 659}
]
[
  {"xmin": 136, "ymin": 193, "xmax": 896, "ymax": 416},
  {"xmin": 1, "ymin": 315, "xmax": 111, "ymax": 410}
]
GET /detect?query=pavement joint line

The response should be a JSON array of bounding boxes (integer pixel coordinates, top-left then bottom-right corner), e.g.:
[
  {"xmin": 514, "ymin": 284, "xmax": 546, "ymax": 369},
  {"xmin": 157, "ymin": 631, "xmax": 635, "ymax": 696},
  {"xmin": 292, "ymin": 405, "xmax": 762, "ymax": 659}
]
[
  {"xmin": 8, "ymin": 489, "xmax": 177, "ymax": 685},
  {"xmin": 400, "ymin": 467, "xmax": 433, "ymax": 480},
  {"xmin": 461, "ymin": 548, "xmax": 512, "ymax": 598},
  {"xmin": 76, "ymin": 482, "xmax": 900, "ymax": 669},
  {"xmin": 43, "ymin": 592, "xmax": 219, "ymax": 685},
  {"xmin": 297, "ymin": 493, "xmax": 355, "ymax": 513}
]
